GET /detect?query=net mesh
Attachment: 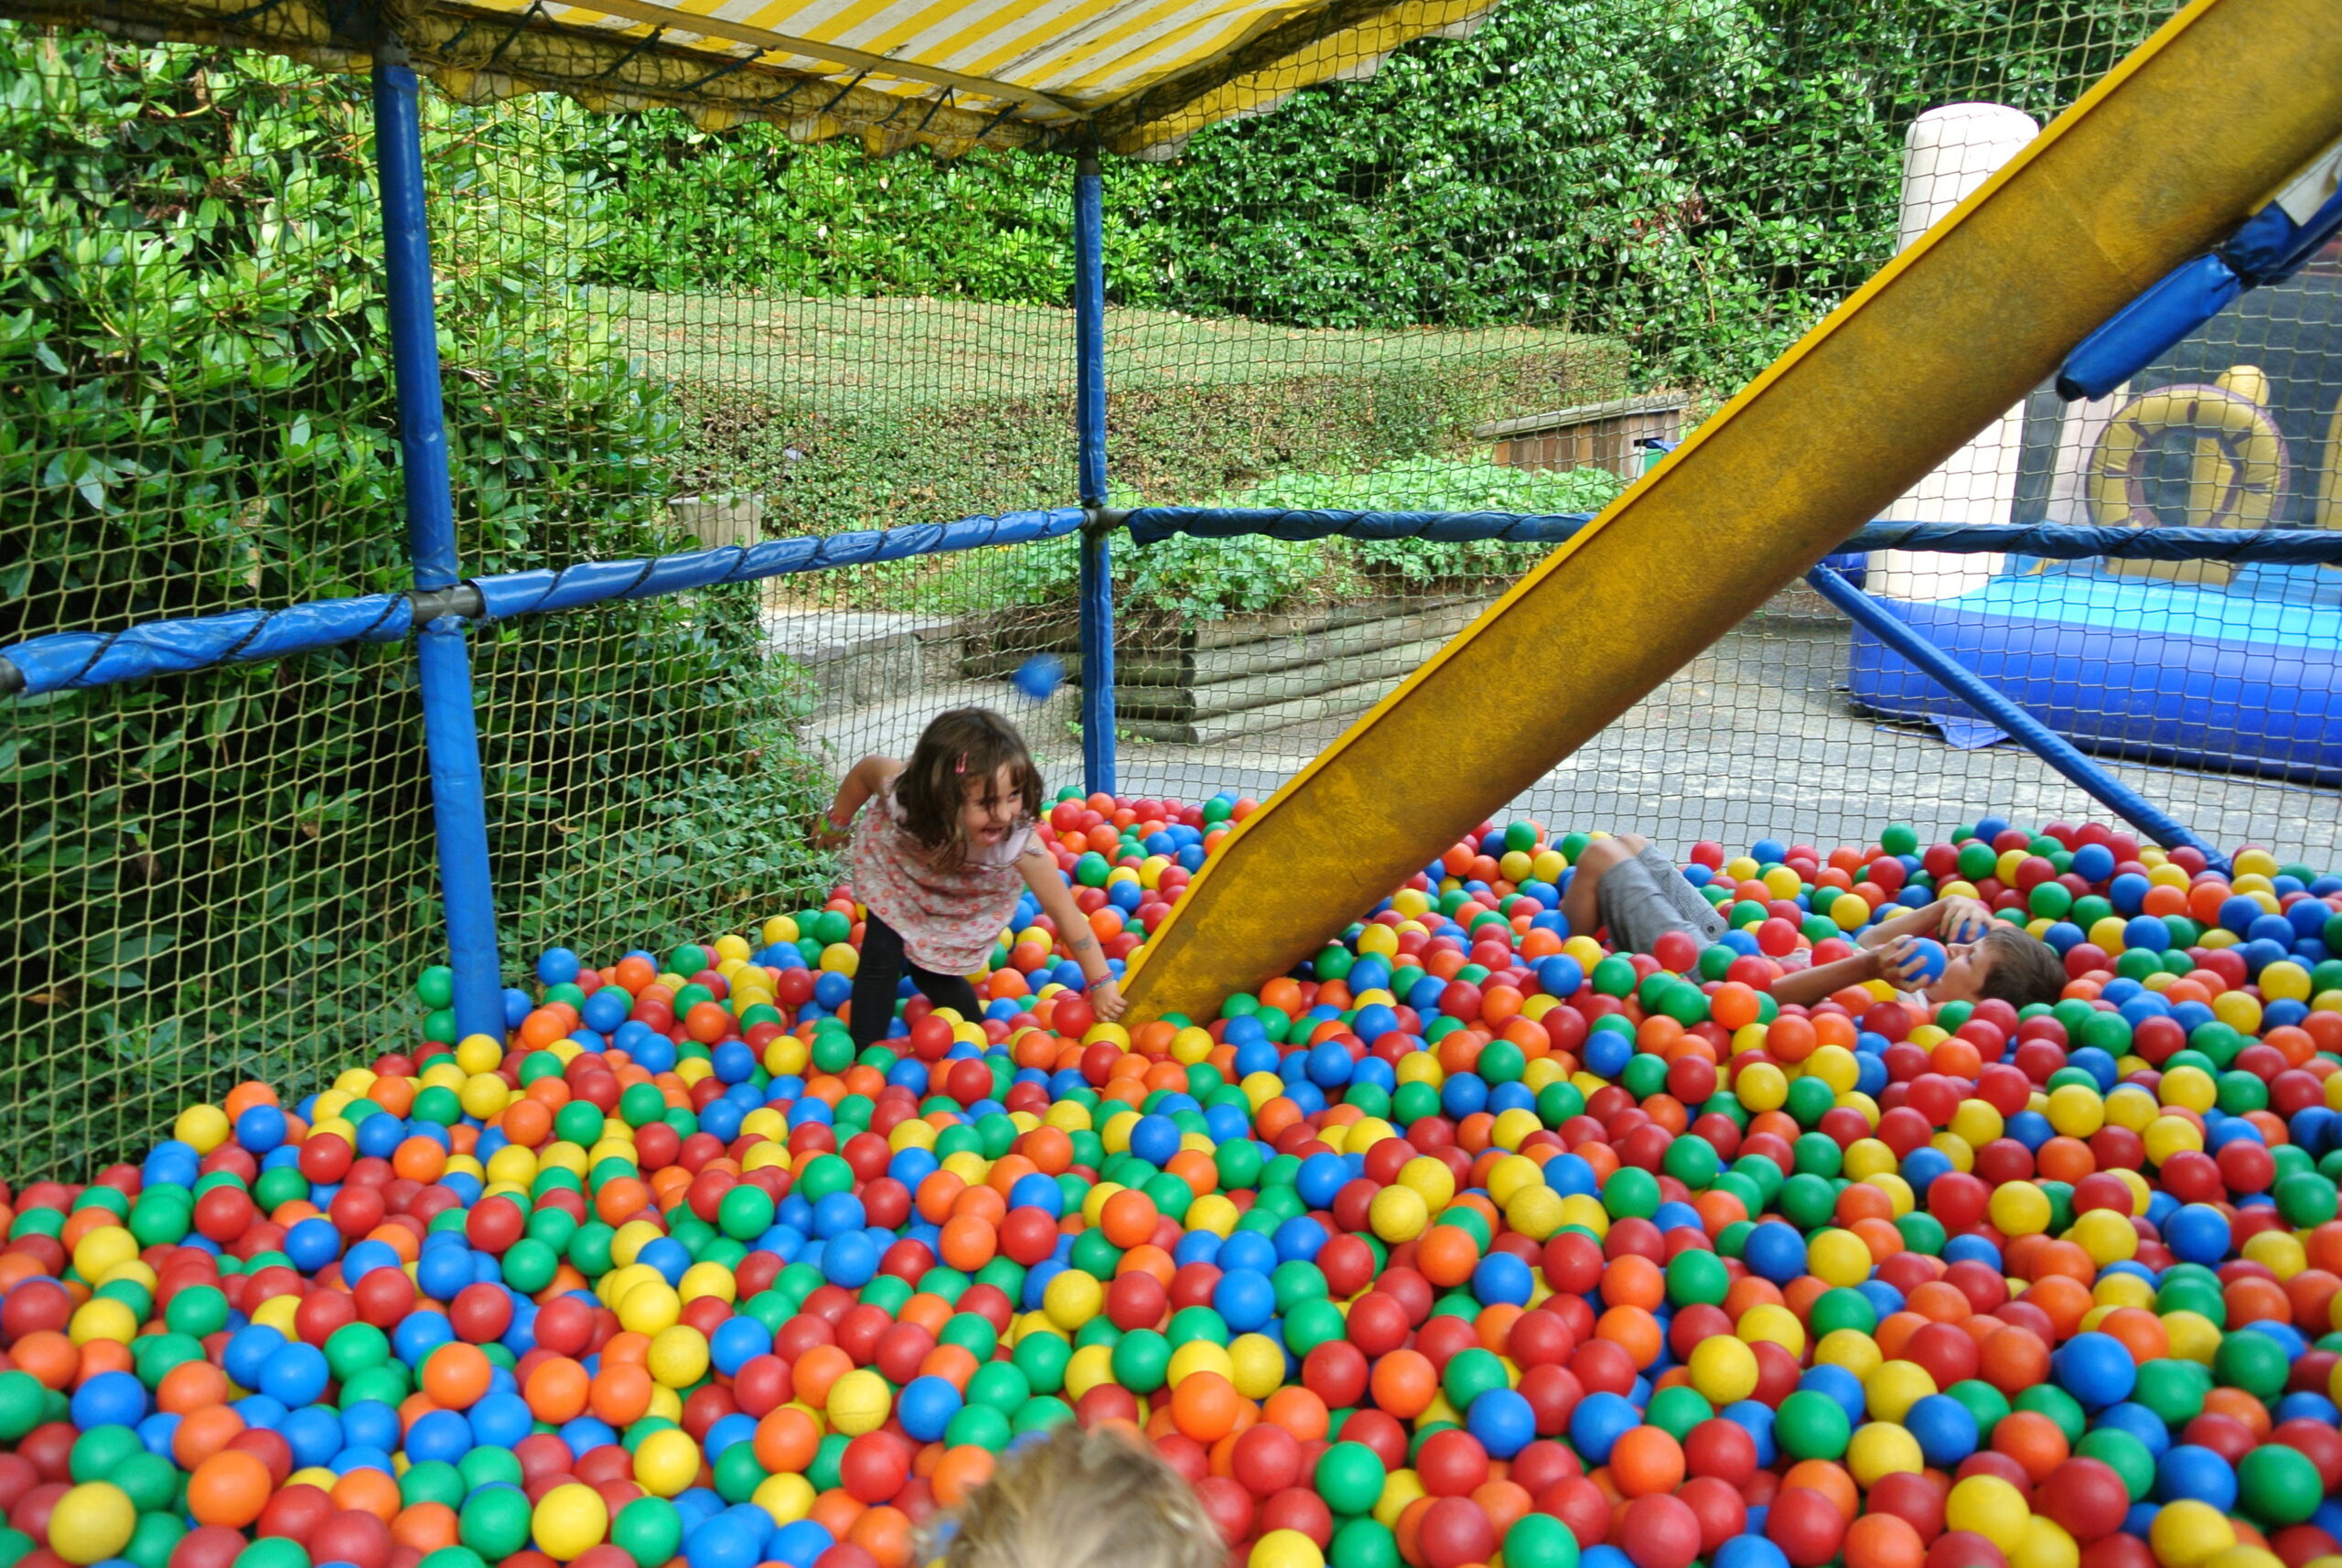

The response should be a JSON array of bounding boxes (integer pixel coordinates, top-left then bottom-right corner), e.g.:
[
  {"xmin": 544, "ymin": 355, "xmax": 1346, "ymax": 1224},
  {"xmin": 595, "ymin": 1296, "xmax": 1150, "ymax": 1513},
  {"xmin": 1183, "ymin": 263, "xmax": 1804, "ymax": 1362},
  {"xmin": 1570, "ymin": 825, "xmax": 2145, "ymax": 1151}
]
[{"xmin": 8, "ymin": 0, "xmax": 2342, "ymax": 1176}]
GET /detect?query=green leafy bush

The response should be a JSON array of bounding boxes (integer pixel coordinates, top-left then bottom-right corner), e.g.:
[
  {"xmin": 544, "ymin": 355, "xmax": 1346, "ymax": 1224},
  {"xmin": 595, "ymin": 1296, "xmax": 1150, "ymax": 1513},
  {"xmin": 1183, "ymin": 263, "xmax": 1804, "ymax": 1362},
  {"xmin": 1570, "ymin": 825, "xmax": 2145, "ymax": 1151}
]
[
  {"xmin": 0, "ymin": 31, "xmax": 829, "ymax": 1177},
  {"xmin": 561, "ymin": 0, "xmax": 2167, "ymax": 389},
  {"xmin": 919, "ymin": 457, "xmax": 1625, "ymax": 623}
]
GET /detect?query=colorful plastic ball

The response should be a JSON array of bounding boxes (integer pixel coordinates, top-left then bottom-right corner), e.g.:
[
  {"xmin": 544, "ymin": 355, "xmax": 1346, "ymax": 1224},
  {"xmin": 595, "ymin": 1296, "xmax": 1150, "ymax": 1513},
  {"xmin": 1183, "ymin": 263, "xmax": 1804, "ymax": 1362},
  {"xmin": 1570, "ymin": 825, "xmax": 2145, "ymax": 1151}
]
[
  {"xmin": 532, "ymin": 1484, "xmax": 611, "ymax": 1563},
  {"xmin": 2148, "ymin": 1503, "xmax": 2235, "ymax": 1568},
  {"xmin": 1769, "ymin": 1487, "xmax": 1849, "ymax": 1568},
  {"xmin": 1011, "ymin": 656, "xmax": 1065, "ymax": 703},
  {"xmin": 2234, "ymin": 1444, "xmax": 2323, "ymax": 1526},
  {"xmin": 1619, "ymin": 1494, "xmax": 1702, "ymax": 1568},
  {"xmin": 46, "ymin": 1482, "xmax": 136, "ymax": 1566}
]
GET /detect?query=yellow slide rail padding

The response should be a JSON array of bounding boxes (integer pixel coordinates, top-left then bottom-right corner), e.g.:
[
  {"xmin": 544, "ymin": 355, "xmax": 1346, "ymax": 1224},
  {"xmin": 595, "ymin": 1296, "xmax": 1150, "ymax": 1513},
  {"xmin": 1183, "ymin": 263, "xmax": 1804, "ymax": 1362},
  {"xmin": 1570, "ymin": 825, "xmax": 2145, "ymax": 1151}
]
[
  {"xmin": 1119, "ymin": 0, "xmax": 2342, "ymax": 1027},
  {"xmin": 2090, "ymin": 381, "xmax": 2290, "ymax": 531}
]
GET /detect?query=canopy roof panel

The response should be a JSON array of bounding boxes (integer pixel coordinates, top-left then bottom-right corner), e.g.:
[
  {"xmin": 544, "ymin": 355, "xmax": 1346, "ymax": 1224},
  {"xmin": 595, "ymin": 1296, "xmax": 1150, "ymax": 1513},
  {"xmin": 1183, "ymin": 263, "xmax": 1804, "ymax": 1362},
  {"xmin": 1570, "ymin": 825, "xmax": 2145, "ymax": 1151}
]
[{"xmin": 0, "ymin": 0, "xmax": 1489, "ymax": 153}]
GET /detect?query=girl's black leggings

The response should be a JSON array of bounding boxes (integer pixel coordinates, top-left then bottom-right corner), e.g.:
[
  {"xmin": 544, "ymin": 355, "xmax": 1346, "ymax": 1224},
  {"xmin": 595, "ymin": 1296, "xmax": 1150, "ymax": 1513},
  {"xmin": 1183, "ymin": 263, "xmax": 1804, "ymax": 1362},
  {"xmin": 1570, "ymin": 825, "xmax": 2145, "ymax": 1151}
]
[{"xmin": 849, "ymin": 910, "xmax": 984, "ymax": 1048}]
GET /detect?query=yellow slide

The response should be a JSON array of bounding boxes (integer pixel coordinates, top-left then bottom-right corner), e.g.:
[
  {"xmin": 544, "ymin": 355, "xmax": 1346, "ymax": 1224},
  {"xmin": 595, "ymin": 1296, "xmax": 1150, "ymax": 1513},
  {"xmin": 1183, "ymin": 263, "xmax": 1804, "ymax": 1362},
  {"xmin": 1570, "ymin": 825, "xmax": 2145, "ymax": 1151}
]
[{"xmin": 1121, "ymin": 0, "xmax": 2342, "ymax": 1026}]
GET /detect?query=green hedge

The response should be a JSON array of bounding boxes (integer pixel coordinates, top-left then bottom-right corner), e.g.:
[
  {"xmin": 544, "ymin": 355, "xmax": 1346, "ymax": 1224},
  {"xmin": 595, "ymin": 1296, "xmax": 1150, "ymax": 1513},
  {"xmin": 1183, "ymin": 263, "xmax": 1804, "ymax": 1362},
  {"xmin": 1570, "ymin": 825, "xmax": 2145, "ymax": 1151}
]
[
  {"xmin": 563, "ymin": 0, "xmax": 2171, "ymax": 389},
  {"xmin": 0, "ymin": 32, "xmax": 830, "ymax": 1177},
  {"xmin": 675, "ymin": 333, "xmax": 1628, "ymax": 605},
  {"xmin": 920, "ymin": 457, "xmax": 1628, "ymax": 623}
]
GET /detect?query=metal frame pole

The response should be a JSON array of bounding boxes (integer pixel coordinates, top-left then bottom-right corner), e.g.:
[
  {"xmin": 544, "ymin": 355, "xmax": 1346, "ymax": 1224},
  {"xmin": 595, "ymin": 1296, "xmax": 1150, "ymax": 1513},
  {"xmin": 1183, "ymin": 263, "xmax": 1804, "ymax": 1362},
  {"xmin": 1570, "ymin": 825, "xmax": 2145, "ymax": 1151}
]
[
  {"xmin": 1074, "ymin": 144, "xmax": 1116, "ymax": 798},
  {"xmin": 373, "ymin": 43, "xmax": 506, "ymax": 1040},
  {"xmin": 1807, "ymin": 564, "xmax": 2231, "ymax": 874}
]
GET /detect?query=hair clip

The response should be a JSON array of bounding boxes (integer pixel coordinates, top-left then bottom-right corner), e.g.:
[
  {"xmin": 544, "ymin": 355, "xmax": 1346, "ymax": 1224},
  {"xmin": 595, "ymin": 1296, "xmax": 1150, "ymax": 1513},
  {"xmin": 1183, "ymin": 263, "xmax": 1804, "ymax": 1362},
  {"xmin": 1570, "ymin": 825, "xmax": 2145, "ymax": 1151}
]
[{"xmin": 954, "ymin": 757, "xmax": 967, "ymax": 773}]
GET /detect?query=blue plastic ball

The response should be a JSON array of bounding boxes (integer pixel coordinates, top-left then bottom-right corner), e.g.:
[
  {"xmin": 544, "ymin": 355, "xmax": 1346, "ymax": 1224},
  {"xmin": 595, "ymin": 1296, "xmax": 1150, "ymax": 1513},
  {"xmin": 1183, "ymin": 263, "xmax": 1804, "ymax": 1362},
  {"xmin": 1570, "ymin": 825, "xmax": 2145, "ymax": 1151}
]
[{"xmin": 1010, "ymin": 655, "xmax": 1064, "ymax": 703}]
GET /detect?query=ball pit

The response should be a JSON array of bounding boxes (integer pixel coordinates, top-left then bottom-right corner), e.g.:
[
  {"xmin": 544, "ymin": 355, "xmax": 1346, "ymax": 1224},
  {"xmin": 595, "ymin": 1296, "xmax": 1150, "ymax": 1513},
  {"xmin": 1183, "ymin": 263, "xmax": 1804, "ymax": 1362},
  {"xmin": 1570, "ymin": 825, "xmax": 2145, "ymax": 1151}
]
[{"xmin": 5, "ymin": 798, "xmax": 2342, "ymax": 1568}]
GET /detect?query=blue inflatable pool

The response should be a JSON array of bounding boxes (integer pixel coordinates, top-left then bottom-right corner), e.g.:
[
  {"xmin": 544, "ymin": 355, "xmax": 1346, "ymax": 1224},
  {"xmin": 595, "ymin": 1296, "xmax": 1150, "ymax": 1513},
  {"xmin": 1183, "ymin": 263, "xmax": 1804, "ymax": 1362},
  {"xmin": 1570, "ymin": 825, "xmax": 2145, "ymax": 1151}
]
[{"xmin": 1845, "ymin": 562, "xmax": 2342, "ymax": 785}]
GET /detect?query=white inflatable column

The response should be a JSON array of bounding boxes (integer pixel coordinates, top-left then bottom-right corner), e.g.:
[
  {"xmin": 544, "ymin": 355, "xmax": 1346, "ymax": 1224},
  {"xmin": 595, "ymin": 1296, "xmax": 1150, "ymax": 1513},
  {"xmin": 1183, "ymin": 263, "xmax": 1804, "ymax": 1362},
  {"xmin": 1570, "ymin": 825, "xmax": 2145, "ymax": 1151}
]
[{"xmin": 1867, "ymin": 103, "xmax": 2042, "ymax": 601}]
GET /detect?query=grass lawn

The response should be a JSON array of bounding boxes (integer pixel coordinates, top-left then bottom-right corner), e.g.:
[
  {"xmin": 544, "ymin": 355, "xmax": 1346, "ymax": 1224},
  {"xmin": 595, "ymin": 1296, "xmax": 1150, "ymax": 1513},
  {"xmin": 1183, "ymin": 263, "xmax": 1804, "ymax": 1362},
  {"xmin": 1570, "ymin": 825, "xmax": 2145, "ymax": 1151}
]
[{"xmin": 604, "ymin": 289, "xmax": 1618, "ymax": 415}]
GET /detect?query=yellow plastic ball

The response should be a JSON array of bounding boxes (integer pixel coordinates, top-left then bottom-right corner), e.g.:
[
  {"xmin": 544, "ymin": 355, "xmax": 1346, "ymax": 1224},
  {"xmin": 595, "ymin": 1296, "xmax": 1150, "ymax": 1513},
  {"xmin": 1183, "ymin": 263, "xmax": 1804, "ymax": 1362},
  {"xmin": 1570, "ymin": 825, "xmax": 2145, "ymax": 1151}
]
[
  {"xmin": 71, "ymin": 1226, "xmax": 138, "ymax": 1285},
  {"xmin": 753, "ymin": 1473, "xmax": 816, "ymax": 1525},
  {"xmin": 1505, "ymin": 1187, "xmax": 1565, "ymax": 1242},
  {"xmin": 632, "ymin": 1428, "xmax": 703, "ymax": 1497},
  {"xmin": 1988, "ymin": 1182, "xmax": 2052, "ymax": 1237},
  {"xmin": 2069, "ymin": 1208, "xmax": 2138, "ymax": 1267},
  {"xmin": 69, "ymin": 1297, "xmax": 137, "ymax": 1347},
  {"xmin": 174, "ymin": 1104, "xmax": 231, "ymax": 1155},
  {"xmin": 1847, "ymin": 1422, "xmax": 1924, "ymax": 1487},
  {"xmin": 1736, "ymin": 1303, "xmax": 1805, "ymax": 1359},
  {"xmin": 1814, "ymin": 1329, "xmax": 1883, "ymax": 1383},
  {"xmin": 1167, "ymin": 1340, "xmax": 1237, "ymax": 1389},
  {"xmin": 1735, "ymin": 1062, "xmax": 1789, "ymax": 1112},
  {"xmin": 617, "ymin": 1280, "xmax": 682, "ymax": 1337},
  {"xmin": 826, "ymin": 1368, "xmax": 892, "ymax": 1435},
  {"xmin": 47, "ymin": 1483, "xmax": 135, "ymax": 1566},
  {"xmin": 1864, "ymin": 1359, "xmax": 1937, "ymax": 1423},
  {"xmin": 1230, "ymin": 1333, "xmax": 1286, "ymax": 1401},
  {"xmin": 2150, "ymin": 1502, "xmax": 2237, "ymax": 1568},
  {"xmin": 2260, "ymin": 961, "xmax": 2312, "ymax": 1004},
  {"xmin": 2047, "ymin": 1083, "xmax": 2106, "ymax": 1138},
  {"xmin": 2160, "ymin": 1067, "xmax": 2217, "ymax": 1113},
  {"xmin": 1397, "ymin": 1155, "xmax": 1457, "ymax": 1211},
  {"xmin": 1043, "ymin": 1269, "xmax": 1104, "ymax": 1331},
  {"xmin": 532, "ymin": 1483, "xmax": 611, "ymax": 1563},
  {"xmin": 1370, "ymin": 1185, "xmax": 1430, "ymax": 1243},
  {"xmin": 1806, "ymin": 1229, "xmax": 1872, "ymax": 1288},
  {"xmin": 1688, "ymin": 1336, "xmax": 1760, "ymax": 1404},
  {"xmin": 646, "ymin": 1325, "xmax": 710, "ymax": 1388},
  {"xmin": 1946, "ymin": 1475, "xmax": 2031, "ymax": 1553},
  {"xmin": 1251, "ymin": 1531, "xmax": 1327, "ymax": 1568},
  {"xmin": 2012, "ymin": 1515, "xmax": 2079, "ymax": 1568}
]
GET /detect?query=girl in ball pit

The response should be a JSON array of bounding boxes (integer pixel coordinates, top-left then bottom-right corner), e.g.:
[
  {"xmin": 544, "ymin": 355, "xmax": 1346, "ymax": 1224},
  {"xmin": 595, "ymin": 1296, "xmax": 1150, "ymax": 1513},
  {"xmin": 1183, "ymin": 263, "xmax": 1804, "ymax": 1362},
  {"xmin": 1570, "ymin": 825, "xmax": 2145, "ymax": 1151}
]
[
  {"xmin": 1563, "ymin": 833, "xmax": 2065, "ymax": 1009},
  {"xmin": 815, "ymin": 707, "xmax": 1126, "ymax": 1047}
]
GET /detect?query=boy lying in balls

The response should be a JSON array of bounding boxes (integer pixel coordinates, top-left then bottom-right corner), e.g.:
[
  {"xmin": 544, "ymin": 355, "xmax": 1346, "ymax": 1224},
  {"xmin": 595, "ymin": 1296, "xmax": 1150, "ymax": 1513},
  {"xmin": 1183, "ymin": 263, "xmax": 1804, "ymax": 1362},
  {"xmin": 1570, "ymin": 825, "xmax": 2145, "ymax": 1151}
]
[{"xmin": 1561, "ymin": 832, "xmax": 2066, "ymax": 1010}]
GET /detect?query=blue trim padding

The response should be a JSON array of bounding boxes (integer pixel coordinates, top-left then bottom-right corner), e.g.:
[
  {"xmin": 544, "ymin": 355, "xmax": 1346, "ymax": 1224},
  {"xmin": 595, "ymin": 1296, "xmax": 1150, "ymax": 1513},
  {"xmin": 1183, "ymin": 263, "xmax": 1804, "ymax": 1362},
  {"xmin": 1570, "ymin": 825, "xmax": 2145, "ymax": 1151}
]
[
  {"xmin": 1810, "ymin": 565, "xmax": 2232, "ymax": 872},
  {"xmin": 415, "ymin": 620, "xmax": 503, "ymax": 1035},
  {"xmin": 2057, "ymin": 254, "xmax": 2242, "ymax": 402},
  {"xmin": 2057, "ymin": 177, "xmax": 2342, "ymax": 402},
  {"xmin": 472, "ymin": 508, "xmax": 1086, "ymax": 620},
  {"xmin": 1074, "ymin": 158, "xmax": 1114, "ymax": 797},
  {"xmin": 14, "ymin": 513, "xmax": 2342, "ymax": 698},
  {"xmin": 1123, "ymin": 507, "xmax": 1597, "ymax": 544},
  {"xmin": 0, "ymin": 509, "xmax": 1083, "ymax": 696},
  {"xmin": 1125, "ymin": 509, "xmax": 2342, "ymax": 561},
  {"xmin": 374, "ymin": 62, "xmax": 460, "ymax": 593},
  {"xmin": 1844, "ymin": 569, "xmax": 2342, "ymax": 798},
  {"xmin": 375, "ymin": 54, "xmax": 501, "ymax": 1038},
  {"xmin": 4, "ymin": 595, "xmax": 418, "ymax": 695}
]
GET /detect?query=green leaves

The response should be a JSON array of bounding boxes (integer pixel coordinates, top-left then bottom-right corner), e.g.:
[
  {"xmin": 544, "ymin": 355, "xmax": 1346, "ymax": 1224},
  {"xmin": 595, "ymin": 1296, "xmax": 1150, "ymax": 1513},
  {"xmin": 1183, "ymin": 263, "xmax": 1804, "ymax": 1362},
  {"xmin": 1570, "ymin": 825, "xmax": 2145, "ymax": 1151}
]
[{"xmin": 0, "ymin": 29, "xmax": 830, "ymax": 1179}]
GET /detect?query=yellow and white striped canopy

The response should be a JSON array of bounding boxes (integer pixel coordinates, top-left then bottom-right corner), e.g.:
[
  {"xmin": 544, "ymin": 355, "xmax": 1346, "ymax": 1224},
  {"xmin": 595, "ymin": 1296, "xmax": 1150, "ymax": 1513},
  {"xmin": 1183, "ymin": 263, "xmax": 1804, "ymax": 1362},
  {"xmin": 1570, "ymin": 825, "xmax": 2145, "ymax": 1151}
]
[{"xmin": 3, "ymin": 0, "xmax": 1492, "ymax": 154}]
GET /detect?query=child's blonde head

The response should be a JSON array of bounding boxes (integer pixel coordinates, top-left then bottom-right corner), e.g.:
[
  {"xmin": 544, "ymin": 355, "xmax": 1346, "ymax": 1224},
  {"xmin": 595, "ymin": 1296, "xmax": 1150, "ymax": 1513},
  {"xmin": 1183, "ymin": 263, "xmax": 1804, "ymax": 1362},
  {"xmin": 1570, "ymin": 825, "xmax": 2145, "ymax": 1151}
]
[{"xmin": 935, "ymin": 1428, "xmax": 1221, "ymax": 1568}]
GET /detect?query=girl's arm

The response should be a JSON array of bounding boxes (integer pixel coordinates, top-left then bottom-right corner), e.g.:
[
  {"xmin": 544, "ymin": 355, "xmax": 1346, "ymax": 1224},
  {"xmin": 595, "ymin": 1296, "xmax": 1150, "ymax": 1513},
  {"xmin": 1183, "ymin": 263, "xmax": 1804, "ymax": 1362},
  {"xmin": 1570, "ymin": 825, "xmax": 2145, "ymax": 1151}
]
[
  {"xmin": 1769, "ymin": 936, "xmax": 1934, "ymax": 1007},
  {"xmin": 1853, "ymin": 894, "xmax": 1990, "ymax": 950},
  {"xmin": 813, "ymin": 756, "xmax": 901, "ymax": 849},
  {"xmin": 1018, "ymin": 845, "xmax": 1126, "ymax": 1021}
]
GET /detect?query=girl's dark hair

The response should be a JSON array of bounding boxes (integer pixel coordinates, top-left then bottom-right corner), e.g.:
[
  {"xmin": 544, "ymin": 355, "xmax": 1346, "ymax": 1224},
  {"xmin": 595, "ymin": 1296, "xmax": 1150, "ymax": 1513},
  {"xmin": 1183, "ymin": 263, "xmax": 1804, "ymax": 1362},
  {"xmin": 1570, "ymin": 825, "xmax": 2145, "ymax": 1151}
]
[
  {"xmin": 894, "ymin": 708, "xmax": 1044, "ymax": 869},
  {"xmin": 1977, "ymin": 924, "xmax": 2067, "ymax": 1009}
]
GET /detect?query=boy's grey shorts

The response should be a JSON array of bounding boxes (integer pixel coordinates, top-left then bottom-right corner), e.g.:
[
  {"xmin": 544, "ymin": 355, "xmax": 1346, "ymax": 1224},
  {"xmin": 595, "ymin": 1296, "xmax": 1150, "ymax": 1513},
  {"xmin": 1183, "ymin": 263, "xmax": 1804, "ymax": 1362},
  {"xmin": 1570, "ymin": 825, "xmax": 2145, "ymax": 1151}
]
[{"xmin": 1596, "ymin": 843, "xmax": 1729, "ymax": 955}]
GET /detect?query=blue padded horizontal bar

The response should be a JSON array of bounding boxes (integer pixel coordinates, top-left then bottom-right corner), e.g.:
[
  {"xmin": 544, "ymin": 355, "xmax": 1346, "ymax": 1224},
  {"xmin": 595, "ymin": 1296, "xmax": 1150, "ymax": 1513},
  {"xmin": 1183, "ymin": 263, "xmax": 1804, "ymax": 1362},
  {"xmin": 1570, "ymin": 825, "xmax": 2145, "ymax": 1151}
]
[
  {"xmin": 1122, "ymin": 507, "xmax": 1597, "ymax": 544},
  {"xmin": 3, "ymin": 593, "xmax": 417, "ymax": 697},
  {"xmin": 469, "ymin": 508, "xmax": 1086, "ymax": 619},
  {"xmin": 1123, "ymin": 508, "xmax": 2342, "ymax": 563},
  {"xmin": 16, "ymin": 507, "xmax": 2342, "ymax": 698},
  {"xmin": 2, "ymin": 508, "xmax": 1086, "ymax": 697}
]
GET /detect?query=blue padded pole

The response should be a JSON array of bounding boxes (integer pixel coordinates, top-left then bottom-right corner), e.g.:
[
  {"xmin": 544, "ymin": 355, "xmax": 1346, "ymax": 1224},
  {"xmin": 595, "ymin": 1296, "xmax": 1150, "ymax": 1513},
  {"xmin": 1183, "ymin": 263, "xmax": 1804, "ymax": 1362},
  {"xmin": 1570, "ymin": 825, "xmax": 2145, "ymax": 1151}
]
[
  {"xmin": 374, "ymin": 45, "xmax": 505, "ymax": 1042},
  {"xmin": 1806, "ymin": 564, "xmax": 2230, "ymax": 874},
  {"xmin": 1074, "ymin": 145, "xmax": 1115, "ymax": 797}
]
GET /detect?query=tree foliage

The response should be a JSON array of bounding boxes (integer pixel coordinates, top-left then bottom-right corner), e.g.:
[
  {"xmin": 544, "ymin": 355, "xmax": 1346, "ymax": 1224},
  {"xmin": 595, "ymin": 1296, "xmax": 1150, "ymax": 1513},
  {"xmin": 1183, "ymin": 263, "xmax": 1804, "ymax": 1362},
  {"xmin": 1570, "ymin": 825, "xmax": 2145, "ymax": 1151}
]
[
  {"xmin": 0, "ymin": 30, "xmax": 826, "ymax": 1176},
  {"xmin": 566, "ymin": 0, "xmax": 2172, "ymax": 388}
]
